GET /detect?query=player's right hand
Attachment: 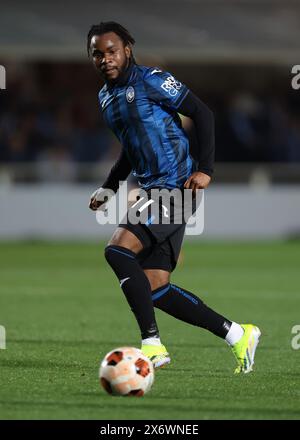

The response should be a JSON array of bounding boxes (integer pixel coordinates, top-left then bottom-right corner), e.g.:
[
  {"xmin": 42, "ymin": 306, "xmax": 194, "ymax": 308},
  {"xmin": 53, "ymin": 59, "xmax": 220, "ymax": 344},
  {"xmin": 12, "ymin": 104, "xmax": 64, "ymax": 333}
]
[
  {"xmin": 89, "ymin": 197, "xmax": 105, "ymax": 211},
  {"xmin": 89, "ymin": 187, "xmax": 112, "ymax": 211}
]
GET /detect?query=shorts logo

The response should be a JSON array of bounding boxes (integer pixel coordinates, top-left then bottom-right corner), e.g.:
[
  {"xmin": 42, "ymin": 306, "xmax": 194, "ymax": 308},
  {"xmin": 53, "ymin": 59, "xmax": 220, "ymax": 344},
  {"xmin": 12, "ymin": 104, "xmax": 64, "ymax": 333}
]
[
  {"xmin": 126, "ymin": 86, "xmax": 135, "ymax": 103},
  {"xmin": 161, "ymin": 76, "xmax": 182, "ymax": 97},
  {"xmin": 162, "ymin": 205, "xmax": 169, "ymax": 218},
  {"xmin": 95, "ymin": 182, "xmax": 205, "ymax": 236}
]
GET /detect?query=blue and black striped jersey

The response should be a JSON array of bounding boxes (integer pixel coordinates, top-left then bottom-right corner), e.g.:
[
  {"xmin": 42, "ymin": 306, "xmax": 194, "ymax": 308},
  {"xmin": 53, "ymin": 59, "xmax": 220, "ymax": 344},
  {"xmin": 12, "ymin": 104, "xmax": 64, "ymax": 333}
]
[{"xmin": 98, "ymin": 63, "xmax": 196, "ymax": 190}]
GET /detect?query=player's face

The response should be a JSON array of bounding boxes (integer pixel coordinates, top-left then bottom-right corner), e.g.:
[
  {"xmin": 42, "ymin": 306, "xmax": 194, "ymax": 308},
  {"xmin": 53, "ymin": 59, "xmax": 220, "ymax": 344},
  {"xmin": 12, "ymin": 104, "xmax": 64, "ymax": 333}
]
[{"xmin": 90, "ymin": 32, "xmax": 131, "ymax": 82}]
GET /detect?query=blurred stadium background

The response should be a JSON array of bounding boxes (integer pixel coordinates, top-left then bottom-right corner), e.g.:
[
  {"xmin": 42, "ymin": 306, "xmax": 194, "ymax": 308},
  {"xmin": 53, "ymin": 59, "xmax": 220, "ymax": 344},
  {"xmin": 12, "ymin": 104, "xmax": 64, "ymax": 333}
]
[{"xmin": 0, "ymin": 0, "xmax": 300, "ymax": 240}]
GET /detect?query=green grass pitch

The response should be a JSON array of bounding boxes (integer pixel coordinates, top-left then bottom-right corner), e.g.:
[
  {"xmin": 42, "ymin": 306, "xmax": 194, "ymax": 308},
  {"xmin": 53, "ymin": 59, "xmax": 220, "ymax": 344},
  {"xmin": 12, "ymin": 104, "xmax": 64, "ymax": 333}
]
[{"xmin": 0, "ymin": 240, "xmax": 300, "ymax": 420}]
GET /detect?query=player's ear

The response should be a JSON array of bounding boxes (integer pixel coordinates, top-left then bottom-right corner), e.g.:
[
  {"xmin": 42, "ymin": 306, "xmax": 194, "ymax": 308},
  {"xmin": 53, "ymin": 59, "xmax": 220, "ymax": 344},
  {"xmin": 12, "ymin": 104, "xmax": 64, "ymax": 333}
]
[{"xmin": 124, "ymin": 45, "xmax": 131, "ymax": 60}]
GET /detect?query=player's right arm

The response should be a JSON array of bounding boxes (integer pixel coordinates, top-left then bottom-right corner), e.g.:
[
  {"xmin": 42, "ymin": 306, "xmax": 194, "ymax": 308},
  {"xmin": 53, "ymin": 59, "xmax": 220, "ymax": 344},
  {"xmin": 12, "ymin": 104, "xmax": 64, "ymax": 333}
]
[{"xmin": 89, "ymin": 148, "xmax": 132, "ymax": 211}]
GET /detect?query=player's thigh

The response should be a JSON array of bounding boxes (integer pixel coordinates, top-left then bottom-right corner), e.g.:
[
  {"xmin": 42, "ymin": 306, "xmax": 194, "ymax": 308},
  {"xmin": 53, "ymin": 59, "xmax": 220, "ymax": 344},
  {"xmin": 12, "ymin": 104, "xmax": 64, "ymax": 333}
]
[
  {"xmin": 107, "ymin": 227, "xmax": 143, "ymax": 254},
  {"xmin": 144, "ymin": 269, "xmax": 170, "ymax": 291}
]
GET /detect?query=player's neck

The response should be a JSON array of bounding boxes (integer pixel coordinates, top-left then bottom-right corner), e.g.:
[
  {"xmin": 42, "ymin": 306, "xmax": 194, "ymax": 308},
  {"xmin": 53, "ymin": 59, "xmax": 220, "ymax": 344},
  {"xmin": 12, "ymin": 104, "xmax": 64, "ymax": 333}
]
[{"xmin": 107, "ymin": 58, "xmax": 135, "ymax": 88}]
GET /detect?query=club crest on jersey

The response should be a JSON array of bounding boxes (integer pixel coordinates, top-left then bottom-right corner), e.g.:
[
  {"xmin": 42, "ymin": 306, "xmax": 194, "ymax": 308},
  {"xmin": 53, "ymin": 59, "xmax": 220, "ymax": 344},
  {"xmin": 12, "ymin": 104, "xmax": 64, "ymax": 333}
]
[{"xmin": 126, "ymin": 86, "xmax": 135, "ymax": 103}]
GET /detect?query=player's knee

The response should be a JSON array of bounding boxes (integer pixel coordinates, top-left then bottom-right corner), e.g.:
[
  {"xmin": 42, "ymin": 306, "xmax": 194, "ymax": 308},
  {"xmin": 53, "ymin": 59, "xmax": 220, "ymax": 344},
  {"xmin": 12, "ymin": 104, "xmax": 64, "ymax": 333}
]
[
  {"xmin": 104, "ymin": 245, "xmax": 120, "ymax": 266},
  {"xmin": 104, "ymin": 245, "xmax": 136, "ymax": 268},
  {"xmin": 104, "ymin": 245, "xmax": 113, "ymax": 265},
  {"xmin": 107, "ymin": 227, "xmax": 144, "ymax": 254}
]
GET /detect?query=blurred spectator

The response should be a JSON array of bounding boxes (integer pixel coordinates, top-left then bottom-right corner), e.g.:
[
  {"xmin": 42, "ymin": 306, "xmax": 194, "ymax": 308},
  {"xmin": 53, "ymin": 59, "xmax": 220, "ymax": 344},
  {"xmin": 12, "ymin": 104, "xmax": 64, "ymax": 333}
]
[{"xmin": 36, "ymin": 143, "xmax": 76, "ymax": 182}]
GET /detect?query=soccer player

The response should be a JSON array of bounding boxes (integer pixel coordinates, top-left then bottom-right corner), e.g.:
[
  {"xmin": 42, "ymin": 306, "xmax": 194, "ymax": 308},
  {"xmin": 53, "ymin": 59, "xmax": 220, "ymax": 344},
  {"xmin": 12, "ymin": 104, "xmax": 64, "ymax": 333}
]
[{"xmin": 88, "ymin": 22, "xmax": 261, "ymax": 373}]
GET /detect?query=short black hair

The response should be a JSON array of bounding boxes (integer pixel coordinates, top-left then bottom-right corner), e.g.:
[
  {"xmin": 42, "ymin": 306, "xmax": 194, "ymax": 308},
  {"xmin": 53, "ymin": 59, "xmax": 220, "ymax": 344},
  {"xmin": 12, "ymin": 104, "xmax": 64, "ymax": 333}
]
[{"xmin": 87, "ymin": 21, "xmax": 135, "ymax": 57}]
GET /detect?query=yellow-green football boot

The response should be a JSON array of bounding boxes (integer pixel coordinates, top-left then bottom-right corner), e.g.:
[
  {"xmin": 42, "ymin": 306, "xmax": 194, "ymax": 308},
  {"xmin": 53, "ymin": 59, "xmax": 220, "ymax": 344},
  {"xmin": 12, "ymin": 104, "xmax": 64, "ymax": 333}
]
[
  {"xmin": 141, "ymin": 344, "xmax": 171, "ymax": 369},
  {"xmin": 231, "ymin": 324, "xmax": 261, "ymax": 374}
]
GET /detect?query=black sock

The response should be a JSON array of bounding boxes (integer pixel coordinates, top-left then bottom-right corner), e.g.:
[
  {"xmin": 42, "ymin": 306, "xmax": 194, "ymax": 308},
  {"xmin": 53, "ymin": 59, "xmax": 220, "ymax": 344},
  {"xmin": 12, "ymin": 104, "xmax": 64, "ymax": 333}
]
[
  {"xmin": 152, "ymin": 283, "xmax": 231, "ymax": 339},
  {"xmin": 105, "ymin": 245, "xmax": 159, "ymax": 340}
]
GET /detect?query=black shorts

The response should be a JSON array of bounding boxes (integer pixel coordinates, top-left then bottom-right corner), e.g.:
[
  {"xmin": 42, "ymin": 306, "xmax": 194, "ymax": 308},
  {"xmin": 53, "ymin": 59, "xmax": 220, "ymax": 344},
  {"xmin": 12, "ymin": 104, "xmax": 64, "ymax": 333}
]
[{"xmin": 119, "ymin": 188, "xmax": 198, "ymax": 272}]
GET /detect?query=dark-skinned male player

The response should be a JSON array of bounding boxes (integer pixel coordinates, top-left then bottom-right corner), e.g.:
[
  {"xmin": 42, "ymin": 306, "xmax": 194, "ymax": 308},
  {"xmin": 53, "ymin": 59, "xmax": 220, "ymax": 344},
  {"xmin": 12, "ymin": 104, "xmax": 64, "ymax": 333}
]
[{"xmin": 88, "ymin": 22, "xmax": 261, "ymax": 373}]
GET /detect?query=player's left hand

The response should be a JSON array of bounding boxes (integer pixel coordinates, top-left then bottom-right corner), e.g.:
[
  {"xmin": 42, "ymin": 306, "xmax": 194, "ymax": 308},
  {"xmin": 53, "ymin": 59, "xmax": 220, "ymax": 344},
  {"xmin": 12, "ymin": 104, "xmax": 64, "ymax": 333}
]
[{"xmin": 184, "ymin": 172, "xmax": 211, "ymax": 193}]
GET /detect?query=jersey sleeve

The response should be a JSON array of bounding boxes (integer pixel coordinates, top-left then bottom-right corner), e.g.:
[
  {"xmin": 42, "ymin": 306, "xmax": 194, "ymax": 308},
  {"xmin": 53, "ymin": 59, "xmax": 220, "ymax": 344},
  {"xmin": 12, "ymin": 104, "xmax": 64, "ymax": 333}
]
[
  {"xmin": 143, "ymin": 68, "xmax": 189, "ymax": 110},
  {"xmin": 177, "ymin": 91, "xmax": 215, "ymax": 176},
  {"xmin": 102, "ymin": 148, "xmax": 132, "ymax": 193}
]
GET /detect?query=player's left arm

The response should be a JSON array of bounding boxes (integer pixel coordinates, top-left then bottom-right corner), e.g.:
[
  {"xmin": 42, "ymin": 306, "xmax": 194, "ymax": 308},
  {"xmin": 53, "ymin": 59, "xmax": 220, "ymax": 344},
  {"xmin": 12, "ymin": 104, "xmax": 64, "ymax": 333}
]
[
  {"xmin": 144, "ymin": 69, "xmax": 214, "ymax": 191},
  {"xmin": 177, "ymin": 91, "xmax": 215, "ymax": 191}
]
